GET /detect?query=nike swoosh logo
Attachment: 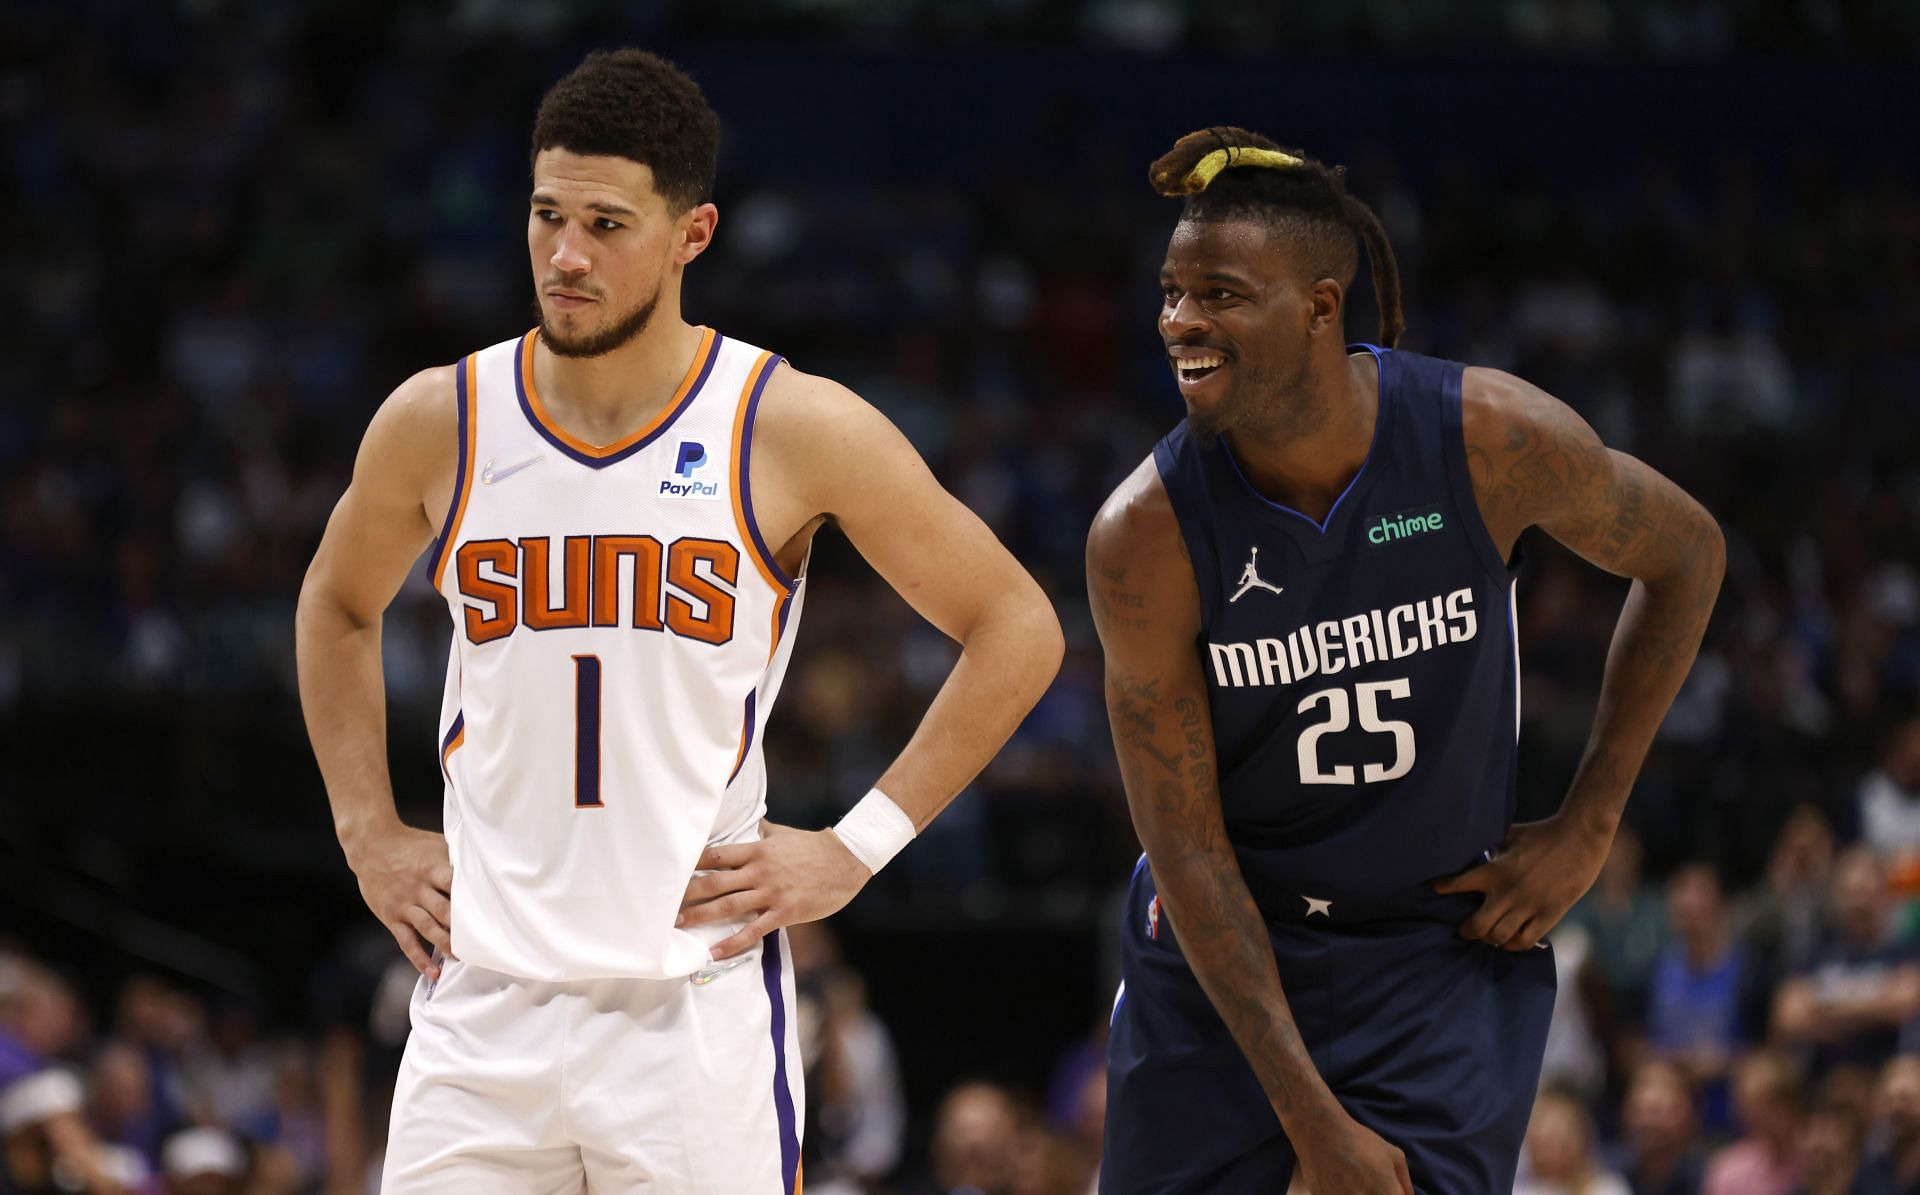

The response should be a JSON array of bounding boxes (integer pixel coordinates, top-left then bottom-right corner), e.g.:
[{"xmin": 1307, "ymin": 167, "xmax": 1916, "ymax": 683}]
[
  {"xmin": 690, "ymin": 956, "xmax": 752, "ymax": 986},
  {"xmin": 481, "ymin": 454, "xmax": 543, "ymax": 485}
]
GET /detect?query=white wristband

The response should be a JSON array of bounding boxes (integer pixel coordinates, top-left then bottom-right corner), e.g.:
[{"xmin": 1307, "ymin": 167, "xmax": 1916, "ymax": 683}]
[{"xmin": 830, "ymin": 789, "xmax": 916, "ymax": 874}]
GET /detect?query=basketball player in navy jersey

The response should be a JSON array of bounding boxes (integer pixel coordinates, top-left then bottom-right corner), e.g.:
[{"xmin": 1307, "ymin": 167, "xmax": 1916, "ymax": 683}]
[
  {"xmin": 1089, "ymin": 129, "xmax": 1724, "ymax": 1194},
  {"xmin": 297, "ymin": 50, "xmax": 1061, "ymax": 1192}
]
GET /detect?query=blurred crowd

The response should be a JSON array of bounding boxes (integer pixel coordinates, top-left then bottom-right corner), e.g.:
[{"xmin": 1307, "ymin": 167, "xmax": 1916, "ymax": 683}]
[
  {"xmin": 1, "ymin": 919, "xmax": 1109, "ymax": 1195},
  {"xmin": 10, "ymin": 812, "xmax": 1920, "ymax": 1193},
  {"xmin": 6, "ymin": 1, "xmax": 1920, "ymax": 1194},
  {"xmin": 1509, "ymin": 814, "xmax": 1920, "ymax": 1195}
]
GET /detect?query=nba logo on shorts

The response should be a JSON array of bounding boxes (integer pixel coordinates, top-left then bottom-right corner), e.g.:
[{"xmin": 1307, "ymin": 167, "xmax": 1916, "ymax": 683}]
[{"xmin": 1146, "ymin": 894, "xmax": 1162, "ymax": 940}]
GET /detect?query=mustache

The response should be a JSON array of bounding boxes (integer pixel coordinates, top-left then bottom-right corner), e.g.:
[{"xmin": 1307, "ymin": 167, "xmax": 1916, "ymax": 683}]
[{"xmin": 542, "ymin": 278, "xmax": 604, "ymax": 298}]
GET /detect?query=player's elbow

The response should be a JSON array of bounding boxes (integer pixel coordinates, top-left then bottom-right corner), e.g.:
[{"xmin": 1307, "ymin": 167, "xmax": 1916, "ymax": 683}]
[
  {"xmin": 296, "ymin": 565, "xmax": 375, "ymax": 640},
  {"xmin": 1643, "ymin": 501, "xmax": 1726, "ymax": 599},
  {"xmin": 1692, "ymin": 508, "xmax": 1727, "ymax": 591},
  {"xmin": 964, "ymin": 578, "xmax": 1064, "ymax": 701},
  {"xmin": 1006, "ymin": 583, "xmax": 1066, "ymax": 693}
]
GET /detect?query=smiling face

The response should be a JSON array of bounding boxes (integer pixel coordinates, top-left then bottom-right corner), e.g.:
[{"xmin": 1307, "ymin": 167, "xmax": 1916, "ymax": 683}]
[
  {"xmin": 1158, "ymin": 217, "xmax": 1341, "ymax": 445},
  {"xmin": 527, "ymin": 147, "xmax": 715, "ymax": 358}
]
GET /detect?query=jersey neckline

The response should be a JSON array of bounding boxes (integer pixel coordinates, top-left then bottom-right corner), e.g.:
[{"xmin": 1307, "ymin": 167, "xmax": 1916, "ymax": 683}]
[
  {"xmin": 514, "ymin": 326, "xmax": 721, "ymax": 469},
  {"xmin": 1216, "ymin": 344, "xmax": 1391, "ymax": 537}
]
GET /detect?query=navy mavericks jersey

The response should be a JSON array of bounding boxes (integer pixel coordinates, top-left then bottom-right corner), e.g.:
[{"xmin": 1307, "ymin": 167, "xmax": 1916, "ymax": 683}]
[{"xmin": 1154, "ymin": 344, "xmax": 1520, "ymax": 919}]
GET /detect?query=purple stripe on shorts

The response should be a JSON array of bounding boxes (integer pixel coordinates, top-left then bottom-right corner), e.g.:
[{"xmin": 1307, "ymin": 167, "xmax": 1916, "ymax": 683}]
[{"xmin": 760, "ymin": 930, "xmax": 800, "ymax": 1194}]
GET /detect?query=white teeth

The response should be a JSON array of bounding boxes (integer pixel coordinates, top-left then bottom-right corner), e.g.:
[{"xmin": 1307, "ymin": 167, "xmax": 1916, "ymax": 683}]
[{"xmin": 1178, "ymin": 356, "xmax": 1225, "ymax": 374}]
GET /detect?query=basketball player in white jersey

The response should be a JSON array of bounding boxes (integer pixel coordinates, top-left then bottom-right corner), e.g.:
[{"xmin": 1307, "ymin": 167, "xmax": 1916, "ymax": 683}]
[{"xmin": 294, "ymin": 49, "xmax": 1063, "ymax": 1194}]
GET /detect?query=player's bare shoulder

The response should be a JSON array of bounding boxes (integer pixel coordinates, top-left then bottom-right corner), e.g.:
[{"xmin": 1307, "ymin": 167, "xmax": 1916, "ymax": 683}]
[
  {"xmin": 1087, "ymin": 457, "xmax": 1194, "ymax": 644},
  {"xmin": 745, "ymin": 360, "xmax": 924, "ymax": 541},
  {"xmin": 1456, "ymin": 364, "xmax": 1611, "ymax": 556},
  {"xmin": 358, "ymin": 364, "xmax": 463, "ymax": 528},
  {"xmin": 750, "ymin": 360, "xmax": 893, "ymax": 471}
]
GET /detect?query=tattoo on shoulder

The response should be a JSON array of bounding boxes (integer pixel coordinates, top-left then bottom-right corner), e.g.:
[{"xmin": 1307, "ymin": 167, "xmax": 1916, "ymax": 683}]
[{"xmin": 1091, "ymin": 570, "xmax": 1152, "ymax": 632}]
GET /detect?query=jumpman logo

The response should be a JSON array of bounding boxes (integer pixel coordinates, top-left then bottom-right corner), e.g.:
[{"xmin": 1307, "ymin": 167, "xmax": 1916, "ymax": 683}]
[{"xmin": 1228, "ymin": 547, "xmax": 1284, "ymax": 603}]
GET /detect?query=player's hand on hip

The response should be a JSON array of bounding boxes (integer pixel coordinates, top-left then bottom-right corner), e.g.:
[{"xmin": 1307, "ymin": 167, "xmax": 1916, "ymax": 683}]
[
  {"xmin": 1432, "ymin": 813, "xmax": 1613, "ymax": 952},
  {"xmin": 1295, "ymin": 1110, "xmax": 1414, "ymax": 1195},
  {"xmin": 344, "ymin": 823, "xmax": 455, "ymax": 979},
  {"xmin": 678, "ymin": 822, "xmax": 870, "ymax": 961}
]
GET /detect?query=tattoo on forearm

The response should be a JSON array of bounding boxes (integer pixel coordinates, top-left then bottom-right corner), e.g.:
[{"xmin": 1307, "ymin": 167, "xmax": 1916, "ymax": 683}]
[
  {"xmin": 1477, "ymin": 391, "xmax": 1725, "ymax": 827},
  {"xmin": 1105, "ymin": 671, "xmax": 1322, "ymax": 1118}
]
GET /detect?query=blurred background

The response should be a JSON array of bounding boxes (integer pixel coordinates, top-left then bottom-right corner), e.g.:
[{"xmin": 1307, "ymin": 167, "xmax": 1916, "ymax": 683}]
[{"xmin": 4, "ymin": 2, "xmax": 1920, "ymax": 1193}]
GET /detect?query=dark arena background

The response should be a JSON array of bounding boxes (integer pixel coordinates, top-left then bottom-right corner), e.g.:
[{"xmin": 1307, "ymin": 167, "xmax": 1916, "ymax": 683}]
[{"xmin": 4, "ymin": 4, "xmax": 1920, "ymax": 1193}]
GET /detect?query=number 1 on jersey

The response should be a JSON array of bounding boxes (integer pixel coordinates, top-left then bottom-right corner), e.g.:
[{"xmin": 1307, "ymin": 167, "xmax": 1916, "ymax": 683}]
[{"xmin": 574, "ymin": 654, "xmax": 603, "ymax": 807}]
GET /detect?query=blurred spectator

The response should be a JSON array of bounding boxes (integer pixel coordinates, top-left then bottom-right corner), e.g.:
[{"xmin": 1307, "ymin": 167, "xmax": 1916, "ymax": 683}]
[
  {"xmin": 247, "ymin": 1047, "xmax": 329, "ymax": 1191},
  {"xmin": 1861, "ymin": 719, "xmax": 1920, "ymax": 859},
  {"xmin": 1614, "ymin": 1059, "xmax": 1708, "ymax": 1195},
  {"xmin": 789, "ymin": 923, "xmax": 905, "ymax": 1194},
  {"xmin": 180, "ymin": 1004, "xmax": 276, "ymax": 1138},
  {"xmin": 1873, "ymin": 1056, "xmax": 1920, "ymax": 1195},
  {"xmin": 0, "ymin": 958, "xmax": 43, "ymax": 1090},
  {"xmin": 1738, "ymin": 806, "xmax": 1838, "ymax": 985},
  {"xmin": 94, "ymin": 1144, "xmax": 153, "ymax": 1195},
  {"xmin": 158, "ymin": 1128, "xmax": 243, "ymax": 1195},
  {"xmin": 1790, "ymin": 1097, "xmax": 1892, "ymax": 1195},
  {"xmin": 1819, "ymin": 1067, "xmax": 1882, "ymax": 1137},
  {"xmin": 0, "ymin": 960, "xmax": 84, "ymax": 1087},
  {"xmin": 104, "ymin": 978, "xmax": 197, "ymax": 1170},
  {"xmin": 1057, "ymin": 1062, "xmax": 1103, "ymax": 1191},
  {"xmin": 1772, "ymin": 848, "xmax": 1920, "ymax": 1077},
  {"xmin": 1569, "ymin": 824, "xmax": 1668, "ymax": 1028},
  {"xmin": 1540, "ymin": 923, "xmax": 1609, "ymax": 1104},
  {"xmin": 1516, "ymin": 1086, "xmax": 1632, "ymax": 1195},
  {"xmin": 2, "ymin": 1067, "xmax": 127, "ymax": 1195},
  {"xmin": 1646, "ymin": 865, "xmax": 1756, "ymax": 1132},
  {"xmin": 924, "ymin": 1081, "xmax": 1019, "ymax": 1195},
  {"xmin": 87, "ymin": 1041, "xmax": 168, "ymax": 1167},
  {"xmin": 1666, "ymin": 299, "xmax": 1797, "ymax": 435},
  {"xmin": 1007, "ymin": 1111, "xmax": 1090, "ymax": 1195},
  {"xmin": 1703, "ymin": 1050, "xmax": 1806, "ymax": 1195}
]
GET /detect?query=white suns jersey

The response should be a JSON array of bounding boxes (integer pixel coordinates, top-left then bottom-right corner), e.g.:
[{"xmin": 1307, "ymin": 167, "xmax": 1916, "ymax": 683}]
[{"xmin": 425, "ymin": 327, "xmax": 804, "ymax": 982}]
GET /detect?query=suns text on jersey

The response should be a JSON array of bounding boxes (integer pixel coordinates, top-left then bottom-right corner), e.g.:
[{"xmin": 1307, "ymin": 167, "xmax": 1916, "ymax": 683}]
[
  {"xmin": 453, "ymin": 534, "xmax": 739, "ymax": 646},
  {"xmin": 1208, "ymin": 587, "xmax": 1478, "ymax": 689}
]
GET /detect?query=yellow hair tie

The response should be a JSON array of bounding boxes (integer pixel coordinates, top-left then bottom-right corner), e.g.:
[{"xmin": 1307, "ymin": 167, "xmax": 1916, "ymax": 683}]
[{"xmin": 1180, "ymin": 146, "xmax": 1304, "ymax": 193}]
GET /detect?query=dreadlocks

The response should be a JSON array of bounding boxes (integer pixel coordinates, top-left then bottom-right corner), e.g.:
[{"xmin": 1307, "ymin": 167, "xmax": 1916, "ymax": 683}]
[{"xmin": 1149, "ymin": 127, "xmax": 1404, "ymax": 348}]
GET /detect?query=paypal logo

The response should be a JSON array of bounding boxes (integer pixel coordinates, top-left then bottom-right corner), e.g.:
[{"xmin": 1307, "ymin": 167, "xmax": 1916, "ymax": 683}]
[
  {"xmin": 674, "ymin": 441, "xmax": 709, "ymax": 477},
  {"xmin": 661, "ymin": 441, "xmax": 721, "ymax": 500},
  {"xmin": 659, "ymin": 478, "xmax": 721, "ymax": 499}
]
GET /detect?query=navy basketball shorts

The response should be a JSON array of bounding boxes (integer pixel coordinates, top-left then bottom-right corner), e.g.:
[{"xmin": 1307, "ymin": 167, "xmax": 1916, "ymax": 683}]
[{"xmin": 1103, "ymin": 860, "xmax": 1555, "ymax": 1195}]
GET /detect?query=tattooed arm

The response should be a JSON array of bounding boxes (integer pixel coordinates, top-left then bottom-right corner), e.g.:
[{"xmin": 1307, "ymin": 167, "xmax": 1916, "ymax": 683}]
[
  {"xmin": 1088, "ymin": 458, "xmax": 1413, "ymax": 1195},
  {"xmin": 1434, "ymin": 368, "xmax": 1726, "ymax": 950}
]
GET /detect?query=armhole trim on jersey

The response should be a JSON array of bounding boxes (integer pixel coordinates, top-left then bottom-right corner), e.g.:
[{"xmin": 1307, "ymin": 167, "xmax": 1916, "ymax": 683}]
[
  {"xmin": 730, "ymin": 351, "xmax": 797, "ymax": 596},
  {"xmin": 726, "ymin": 690, "xmax": 759, "ymax": 786},
  {"xmin": 1439, "ymin": 365, "xmax": 1518, "ymax": 584},
  {"xmin": 1152, "ymin": 433, "xmax": 1223, "ymax": 625},
  {"xmin": 726, "ymin": 583, "xmax": 801, "ymax": 786},
  {"xmin": 439, "ymin": 709, "xmax": 466, "ymax": 784},
  {"xmin": 515, "ymin": 326, "xmax": 720, "ymax": 467},
  {"xmin": 427, "ymin": 355, "xmax": 479, "ymax": 591}
]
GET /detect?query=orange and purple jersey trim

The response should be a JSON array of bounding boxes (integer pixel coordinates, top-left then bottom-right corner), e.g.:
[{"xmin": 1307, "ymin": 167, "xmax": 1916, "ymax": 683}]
[
  {"xmin": 427, "ymin": 355, "xmax": 480, "ymax": 590},
  {"xmin": 514, "ymin": 327, "xmax": 719, "ymax": 467}
]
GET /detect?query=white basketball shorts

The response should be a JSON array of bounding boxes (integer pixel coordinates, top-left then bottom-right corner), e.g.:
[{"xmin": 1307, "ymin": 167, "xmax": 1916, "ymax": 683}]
[{"xmin": 382, "ymin": 931, "xmax": 803, "ymax": 1194}]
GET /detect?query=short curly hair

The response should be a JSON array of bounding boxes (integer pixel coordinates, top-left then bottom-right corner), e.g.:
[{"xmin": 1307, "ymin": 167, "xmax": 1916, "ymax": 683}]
[{"xmin": 531, "ymin": 49, "xmax": 720, "ymax": 214}]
